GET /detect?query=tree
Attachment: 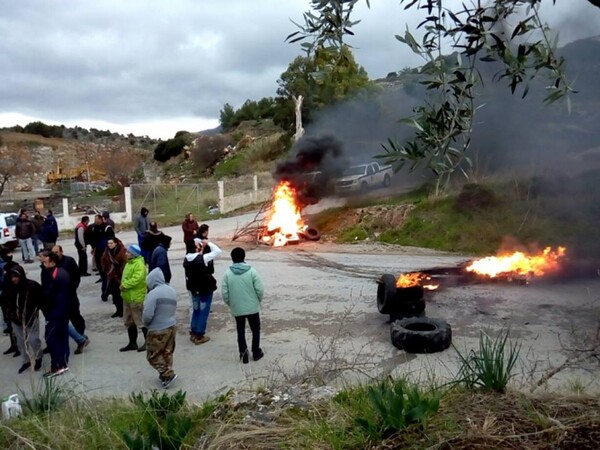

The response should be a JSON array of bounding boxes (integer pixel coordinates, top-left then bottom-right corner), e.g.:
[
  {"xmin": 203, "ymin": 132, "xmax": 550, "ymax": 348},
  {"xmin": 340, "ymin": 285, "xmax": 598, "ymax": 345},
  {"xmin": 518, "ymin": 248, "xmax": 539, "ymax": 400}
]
[
  {"xmin": 94, "ymin": 145, "xmax": 144, "ymax": 190},
  {"xmin": 219, "ymin": 103, "xmax": 236, "ymax": 131},
  {"xmin": 289, "ymin": 0, "xmax": 597, "ymax": 191},
  {"xmin": 0, "ymin": 143, "xmax": 35, "ymax": 197}
]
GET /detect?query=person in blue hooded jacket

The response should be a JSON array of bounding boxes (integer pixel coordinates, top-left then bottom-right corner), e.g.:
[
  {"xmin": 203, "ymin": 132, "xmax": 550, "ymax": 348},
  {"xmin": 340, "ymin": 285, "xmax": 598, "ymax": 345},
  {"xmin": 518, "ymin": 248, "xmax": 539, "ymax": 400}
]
[
  {"xmin": 142, "ymin": 268, "xmax": 177, "ymax": 388},
  {"xmin": 221, "ymin": 247, "xmax": 264, "ymax": 364}
]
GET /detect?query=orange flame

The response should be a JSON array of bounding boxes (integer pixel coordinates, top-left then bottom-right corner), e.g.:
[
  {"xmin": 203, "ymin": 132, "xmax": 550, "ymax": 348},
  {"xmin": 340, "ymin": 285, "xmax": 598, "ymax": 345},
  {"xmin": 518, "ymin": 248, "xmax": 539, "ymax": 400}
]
[
  {"xmin": 265, "ymin": 181, "xmax": 306, "ymax": 247},
  {"xmin": 396, "ymin": 272, "xmax": 440, "ymax": 290},
  {"xmin": 466, "ymin": 246, "xmax": 566, "ymax": 278}
]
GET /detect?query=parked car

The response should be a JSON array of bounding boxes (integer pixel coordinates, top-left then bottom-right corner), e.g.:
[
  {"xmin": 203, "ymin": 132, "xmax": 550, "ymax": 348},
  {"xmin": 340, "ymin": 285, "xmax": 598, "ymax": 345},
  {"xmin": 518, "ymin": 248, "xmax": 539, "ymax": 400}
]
[
  {"xmin": 335, "ymin": 162, "xmax": 393, "ymax": 193},
  {"xmin": 0, "ymin": 213, "xmax": 19, "ymax": 248}
]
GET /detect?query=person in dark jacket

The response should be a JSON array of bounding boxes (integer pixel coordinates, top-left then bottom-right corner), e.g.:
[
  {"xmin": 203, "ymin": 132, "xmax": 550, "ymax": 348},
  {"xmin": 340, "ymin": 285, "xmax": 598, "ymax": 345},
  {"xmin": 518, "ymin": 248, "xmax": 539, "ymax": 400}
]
[
  {"xmin": 52, "ymin": 245, "xmax": 86, "ymax": 339},
  {"xmin": 5, "ymin": 265, "xmax": 44, "ymax": 373},
  {"xmin": 181, "ymin": 213, "xmax": 199, "ymax": 254},
  {"xmin": 183, "ymin": 237, "xmax": 222, "ymax": 345},
  {"xmin": 141, "ymin": 221, "xmax": 166, "ymax": 263},
  {"xmin": 101, "ymin": 237, "xmax": 127, "ymax": 317},
  {"xmin": 40, "ymin": 251, "xmax": 71, "ymax": 377},
  {"xmin": 134, "ymin": 207, "xmax": 150, "ymax": 262},
  {"xmin": 30, "ymin": 209, "xmax": 45, "ymax": 254},
  {"xmin": 39, "ymin": 209, "xmax": 59, "ymax": 250},
  {"xmin": 74, "ymin": 216, "xmax": 91, "ymax": 276},
  {"xmin": 15, "ymin": 213, "xmax": 36, "ymax": 263},
  {"xmin": 142, "ymin": 268, "xmax": 178, "ymax": 388},
  {"xmin": 150, "ymin": 234, "xmax": 172, "ymax": 284},
  {"xmin": 91, "ymin": 214, "xmax": 114, "ymax": 301},
  {"xmin": 0, "ymin": 248, "xmax": 20, "ymax": 357}
]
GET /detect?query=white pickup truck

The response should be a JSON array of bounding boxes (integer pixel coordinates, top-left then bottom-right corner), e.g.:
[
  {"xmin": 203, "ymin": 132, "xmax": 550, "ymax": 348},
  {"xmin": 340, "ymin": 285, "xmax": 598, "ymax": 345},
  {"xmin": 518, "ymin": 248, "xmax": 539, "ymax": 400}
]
[{"xmin": 335, "ymin": 162, "xmax": 393, "ymax": 193}]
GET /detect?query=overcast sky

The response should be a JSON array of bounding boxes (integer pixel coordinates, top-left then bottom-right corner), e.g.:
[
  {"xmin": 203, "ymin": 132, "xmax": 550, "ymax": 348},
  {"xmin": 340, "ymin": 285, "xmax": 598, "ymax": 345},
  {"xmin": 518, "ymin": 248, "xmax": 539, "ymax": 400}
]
[{"xmin": 0, "ymin": 0, "xmax": 598, "ymax": 140}]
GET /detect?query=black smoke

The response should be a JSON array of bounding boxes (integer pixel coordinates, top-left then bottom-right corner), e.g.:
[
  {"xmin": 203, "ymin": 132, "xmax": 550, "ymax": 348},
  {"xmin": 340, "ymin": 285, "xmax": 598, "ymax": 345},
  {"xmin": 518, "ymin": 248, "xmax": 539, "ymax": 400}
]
[{"xmin": 273, "ymin": 135, "xmax": 349, "ymax": 207}]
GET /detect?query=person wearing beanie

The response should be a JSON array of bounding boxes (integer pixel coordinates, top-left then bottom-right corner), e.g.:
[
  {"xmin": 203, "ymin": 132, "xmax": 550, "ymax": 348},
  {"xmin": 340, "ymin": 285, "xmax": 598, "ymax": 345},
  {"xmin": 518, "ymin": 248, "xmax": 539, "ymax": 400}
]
[
  {"xmin": 119, "ymin": 244, "xmax": 148, "ymax": 352},
  {"xmin": 221, "ymin": 247, "xmax": 264, "ymax": 364},
  {"xmin": 142, "ymin": 267, "xmax": 178, "ymax": 388},
  {"xmin": 183, "ymin": 236, "xmax": 221, "ymax": 345}
]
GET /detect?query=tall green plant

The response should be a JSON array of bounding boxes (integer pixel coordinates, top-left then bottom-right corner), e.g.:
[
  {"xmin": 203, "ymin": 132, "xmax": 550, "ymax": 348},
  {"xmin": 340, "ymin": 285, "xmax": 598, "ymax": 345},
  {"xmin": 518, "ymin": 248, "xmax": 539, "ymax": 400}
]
[
  {"xmin": 355, "ymin": 377, "xmax": 440, "ymax": 439},
  {"xmin": 455, "ymin": 329, "xmax": 521, "ymax": 393},
  {"xmin": 123, "ymin": 390, "xmax": 192, "ymax": 450},
  {"xmin": 20, "ymin": 377, "xmax": 71, "ymax": 415}
]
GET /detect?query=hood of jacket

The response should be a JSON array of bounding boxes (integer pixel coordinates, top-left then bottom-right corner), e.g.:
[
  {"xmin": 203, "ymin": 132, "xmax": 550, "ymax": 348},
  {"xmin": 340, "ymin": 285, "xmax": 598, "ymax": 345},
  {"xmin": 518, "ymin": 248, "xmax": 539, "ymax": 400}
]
[
  {"xmin": 147, "ymin": 267, "xmax": 165, "ymax": 291},
  {"xmin": 229, "ymin": 262, "xmax": 251, "ymax": 275},
  {"xmin": 7, "ymin": 264, "xmax": 26, "ymax": 286}
]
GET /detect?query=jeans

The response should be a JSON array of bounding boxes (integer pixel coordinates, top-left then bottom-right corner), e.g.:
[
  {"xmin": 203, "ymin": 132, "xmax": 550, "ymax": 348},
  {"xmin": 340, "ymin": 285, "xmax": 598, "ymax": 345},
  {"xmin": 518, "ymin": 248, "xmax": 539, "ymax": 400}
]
[
  {"xmin": 46, "ymin": 319, "xmax": 70, "ymax": 370},
  {"xmin": 19, "ymin": 238, "xmax": 35, "ymax": 261},
  {"xmin": 190, "ymin": 292, "xmax": 213, "ymax": 336},
  {"xmin": 235, "ymin": 313, "xmax": 261, "ymax": 356},
  {"xmin": 68, "ymin": 322, "xmax": 86, "ymax": 345},
  {"xmin": 31, "ymin": 234, "xmax": 40, "ymax": 254}
]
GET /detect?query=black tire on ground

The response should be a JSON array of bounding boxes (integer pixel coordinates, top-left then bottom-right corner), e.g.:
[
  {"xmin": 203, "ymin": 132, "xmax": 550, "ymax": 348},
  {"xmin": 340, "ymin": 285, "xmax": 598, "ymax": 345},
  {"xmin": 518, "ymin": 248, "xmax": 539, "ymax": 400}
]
[
  {"xmin": 382, "ymin": 174, "xmax": 391, "ymax": 188},
  {"xmin": 389, "ymin": 297, "xmax": 426, "ymax": 319},
  {"xmin": 390, "ymin": 317, "xmax": 452, "ymax": 354},
  {"xmin": 377, "ymin": 274, "xmax": 397, "ymax": 314},
  {"xmin": 304, "ymin": 227, "xmax": 321, "ymax": 241}
]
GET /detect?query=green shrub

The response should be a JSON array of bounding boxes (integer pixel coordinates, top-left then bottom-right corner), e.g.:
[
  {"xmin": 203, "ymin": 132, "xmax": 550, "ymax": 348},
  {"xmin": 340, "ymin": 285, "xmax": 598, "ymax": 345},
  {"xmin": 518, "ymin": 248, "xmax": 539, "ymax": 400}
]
[
  {"xmin": 20, "ymin": 377, "xmax": 71, "ymax": 415},
  {"xmin": 123, "ymin": 390, "xmax": 192, "ymax": 450},
  {"xmin": 354, "ymin": 377, "xmax": 440, "ymax": 439},
  {"xmin": 455, "ymin": 329, "xmax": 521, "ymax": 393}
]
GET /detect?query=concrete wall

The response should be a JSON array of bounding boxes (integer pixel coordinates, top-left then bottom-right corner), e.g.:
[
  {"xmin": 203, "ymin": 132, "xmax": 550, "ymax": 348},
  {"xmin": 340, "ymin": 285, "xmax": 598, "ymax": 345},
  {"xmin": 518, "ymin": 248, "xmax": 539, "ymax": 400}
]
[
  {"xmin": 219, "ymin": 188, "xmax": 272, "ymax": 214},
  {"xmin": 55, "ymin": 186, "xmax": 133, "ymax": 231}
]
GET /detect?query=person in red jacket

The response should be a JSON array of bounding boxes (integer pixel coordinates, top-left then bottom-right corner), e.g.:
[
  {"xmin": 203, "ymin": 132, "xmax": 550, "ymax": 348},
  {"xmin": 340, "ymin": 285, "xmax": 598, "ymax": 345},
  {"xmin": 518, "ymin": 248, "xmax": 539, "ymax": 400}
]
[{"xmin": 182, "ymin": 213, "xmax": 199, "ymax": 254}]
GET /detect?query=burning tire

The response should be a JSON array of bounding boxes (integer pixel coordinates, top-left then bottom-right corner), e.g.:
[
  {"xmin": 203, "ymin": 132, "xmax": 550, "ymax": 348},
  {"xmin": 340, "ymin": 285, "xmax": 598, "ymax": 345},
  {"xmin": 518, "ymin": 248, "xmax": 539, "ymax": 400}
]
[
  {"xmin": 390, "ymin": 317, "xmax": 452, "ymax": 354},
  {"xmin": 377, "ymin": 274, "xmax": 397, "ymax": 314},
  {"xmin": 303, "ymin": 227, "xmax": 321, "ymax": 241}
]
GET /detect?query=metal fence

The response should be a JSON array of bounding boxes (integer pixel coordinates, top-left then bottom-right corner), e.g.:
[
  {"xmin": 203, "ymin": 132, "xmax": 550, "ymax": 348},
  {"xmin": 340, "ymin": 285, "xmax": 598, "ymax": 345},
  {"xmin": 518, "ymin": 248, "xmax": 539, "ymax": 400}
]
[{"xmin": 131, "ymin": 183, "xmax": 219, "ymax": 224}]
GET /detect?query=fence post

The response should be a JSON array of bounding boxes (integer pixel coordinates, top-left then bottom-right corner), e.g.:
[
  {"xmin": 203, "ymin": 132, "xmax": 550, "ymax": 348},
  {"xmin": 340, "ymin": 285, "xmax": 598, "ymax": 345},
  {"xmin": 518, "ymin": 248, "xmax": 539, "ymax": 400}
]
[
  {"xmin": 218, "ymin": 180, "xmax": 224, "ymax": 213},
  {"xmin": 253, "ymin": 175, "xmax": 258, "ymax": 203},
  {"xmin": 62, "ymin": 198, "xmax": 70, "ymax": 228},
  {"xmin": 124, "ymin": 186, "xmax": 132, "ymax": 222}
]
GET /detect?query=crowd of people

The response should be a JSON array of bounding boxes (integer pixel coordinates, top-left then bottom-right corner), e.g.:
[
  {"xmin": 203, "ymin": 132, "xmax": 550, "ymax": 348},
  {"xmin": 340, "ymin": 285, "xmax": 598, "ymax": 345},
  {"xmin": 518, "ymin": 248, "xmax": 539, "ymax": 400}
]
[{"xmin": 0, "ymin": 207, "xmax": 265, "ymax": 388}]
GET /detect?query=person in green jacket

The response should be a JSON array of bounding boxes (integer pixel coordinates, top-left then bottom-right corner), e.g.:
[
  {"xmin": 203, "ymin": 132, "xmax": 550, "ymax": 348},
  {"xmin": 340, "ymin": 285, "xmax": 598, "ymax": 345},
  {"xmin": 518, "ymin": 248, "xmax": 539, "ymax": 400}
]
[
  {"xmin": 221, "ymin": 247, "xmax": 264, "ymax": 364},
  {"xmin": 119, "ymin": 244, "xmax": 148, "ymax": 352}
]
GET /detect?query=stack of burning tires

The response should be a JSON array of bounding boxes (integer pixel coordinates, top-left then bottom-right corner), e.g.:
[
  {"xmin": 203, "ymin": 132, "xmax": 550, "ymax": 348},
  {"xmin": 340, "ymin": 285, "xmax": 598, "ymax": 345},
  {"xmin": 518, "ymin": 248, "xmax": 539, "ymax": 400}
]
[{"xmin": 377, "ymin": 273, "xmax": 452, "ymax": 354}]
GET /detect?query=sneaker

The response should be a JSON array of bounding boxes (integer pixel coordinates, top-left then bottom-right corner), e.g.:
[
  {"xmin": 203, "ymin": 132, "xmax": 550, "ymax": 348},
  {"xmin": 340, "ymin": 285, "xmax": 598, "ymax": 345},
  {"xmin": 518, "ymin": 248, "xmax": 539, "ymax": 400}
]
[
  {"xmin": 161, "ymin": 374, "xmax": 178, "ymax": 389},
  {"xmin": 18, "ymin": 362, "xmax": 31, "ymax": 374},
  {"xmin": 240, "ymin": 351, "xmax": 249, "ymax": 364},
  {"xmin": 74, "ymin": 338, "xmax": 90, "ymax": 355},
  {"xmin": 34, "ymin": 358, "xmax": 43, "ymax": 371},
  {"xmin": 193, "ymin": 335, "xmax": 210, "ymax": 345},
  {"xmin": 43, "ymin": 367, "xmax": 69, "ymax": 378},
  {"xmin": 253, "ymin": 349, "xmax": 265, "ymax": 362}
]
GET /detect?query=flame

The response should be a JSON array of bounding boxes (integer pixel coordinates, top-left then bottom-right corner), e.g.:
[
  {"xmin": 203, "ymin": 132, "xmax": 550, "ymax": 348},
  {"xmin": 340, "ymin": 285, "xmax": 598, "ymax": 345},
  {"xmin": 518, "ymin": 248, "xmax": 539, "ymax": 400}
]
[
  {"xmin": 265, "ymin": 181, "xmax": 306, "ymax": 247},
  {"xmin": 466, "ymin": 246, "xmax": 566, "ymax": 278},
  {"xmin": 396, "ymin": 272, "xmax": 440, "ymax": 290}
]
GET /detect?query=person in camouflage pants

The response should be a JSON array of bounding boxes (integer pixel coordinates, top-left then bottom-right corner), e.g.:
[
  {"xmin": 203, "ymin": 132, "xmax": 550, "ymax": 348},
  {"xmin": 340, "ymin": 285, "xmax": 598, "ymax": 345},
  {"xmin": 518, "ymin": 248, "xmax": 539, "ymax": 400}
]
[
  {"xmin": 146, "ymin": 325, "xmax": 176, "ymax": 383},
  {"xmin": 142, "ymin": 268, "xmax": 178, "ymax": 388}
]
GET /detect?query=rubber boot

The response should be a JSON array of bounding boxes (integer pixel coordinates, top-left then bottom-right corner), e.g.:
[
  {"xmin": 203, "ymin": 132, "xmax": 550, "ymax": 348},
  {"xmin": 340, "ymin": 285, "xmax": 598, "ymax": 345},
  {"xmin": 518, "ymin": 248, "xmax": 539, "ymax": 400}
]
[
  {"xmin": 137, "ymin": 327, "xmax": 148, "ymax": 352},
  {"xmin": 119, "ymin": 326, "xmax": 138, "ymax": 352},
  {"xmin": 3, "ymin": 333, "xmax": 19, "ymax": 356}
]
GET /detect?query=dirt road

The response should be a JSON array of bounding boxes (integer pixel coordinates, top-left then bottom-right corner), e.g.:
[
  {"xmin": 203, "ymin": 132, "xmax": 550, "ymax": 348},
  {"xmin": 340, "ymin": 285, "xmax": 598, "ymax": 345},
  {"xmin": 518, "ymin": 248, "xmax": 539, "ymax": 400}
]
[{"xmin": 2, "ymin": 212, "xmax": 599, "ymax": 402}]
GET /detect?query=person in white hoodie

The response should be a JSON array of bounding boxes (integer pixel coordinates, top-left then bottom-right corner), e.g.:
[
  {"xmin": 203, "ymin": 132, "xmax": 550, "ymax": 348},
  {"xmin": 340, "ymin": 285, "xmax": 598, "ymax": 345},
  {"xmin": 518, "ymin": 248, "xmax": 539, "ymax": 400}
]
[{"xmin": 142, "ymin": 268, "xmax": 178, "ymax": 388}]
